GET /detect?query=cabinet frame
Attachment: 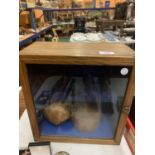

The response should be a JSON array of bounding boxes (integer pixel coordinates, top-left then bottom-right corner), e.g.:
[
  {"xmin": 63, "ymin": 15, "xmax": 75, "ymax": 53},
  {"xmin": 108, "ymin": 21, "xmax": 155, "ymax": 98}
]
[{"xmin": 20, "ymin": 42, "xmax": 135, "ymax": 144}]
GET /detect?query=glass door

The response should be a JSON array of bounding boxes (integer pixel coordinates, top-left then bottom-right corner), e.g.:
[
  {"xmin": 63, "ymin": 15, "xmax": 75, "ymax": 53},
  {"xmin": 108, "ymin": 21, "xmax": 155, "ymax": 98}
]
[{"xmin": 27, "ymin": 64, "xmax": 130, "ymax": 139}]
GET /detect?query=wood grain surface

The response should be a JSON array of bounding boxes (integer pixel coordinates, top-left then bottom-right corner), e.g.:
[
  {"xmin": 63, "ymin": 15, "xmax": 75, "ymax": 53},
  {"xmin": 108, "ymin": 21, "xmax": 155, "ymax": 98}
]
[
  {"xmin": 19, "ymin": 89, "xmax": 26, "ymax": 118},
  {"xmin": 20, "ymin": 42, "xmax": 135, "ymax": 66}
]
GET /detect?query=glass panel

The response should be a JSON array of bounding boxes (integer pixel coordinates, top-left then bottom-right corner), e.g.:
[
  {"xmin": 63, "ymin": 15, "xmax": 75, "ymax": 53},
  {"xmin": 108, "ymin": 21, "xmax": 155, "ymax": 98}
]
[{"xmin": 27, "ymin": 65, "xmax": 130, "ymax": 139}]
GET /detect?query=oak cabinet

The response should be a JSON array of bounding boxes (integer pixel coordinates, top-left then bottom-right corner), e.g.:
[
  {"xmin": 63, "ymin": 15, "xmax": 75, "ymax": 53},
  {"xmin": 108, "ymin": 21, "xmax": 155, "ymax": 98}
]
[{"xmin": 20, "ymin": 42, "xmax": 134, "ymax": 144}]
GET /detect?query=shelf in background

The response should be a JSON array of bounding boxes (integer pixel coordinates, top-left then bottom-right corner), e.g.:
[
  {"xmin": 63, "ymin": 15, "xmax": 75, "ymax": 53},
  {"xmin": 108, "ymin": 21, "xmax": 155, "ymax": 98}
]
[
  {"xmin": 37, "ymin": 24, "xmax": 53, "ymax": 35},
  {"xmin": 19, "ymin": 24, "xmax": 52, "ymax": 48},
  {"xmin": 19, "ymin": 33, "xmax": 37, "ymax": 47},
  {"xmin": 27, "ymin": 7, "xmax": 115, "ymax": 12}
]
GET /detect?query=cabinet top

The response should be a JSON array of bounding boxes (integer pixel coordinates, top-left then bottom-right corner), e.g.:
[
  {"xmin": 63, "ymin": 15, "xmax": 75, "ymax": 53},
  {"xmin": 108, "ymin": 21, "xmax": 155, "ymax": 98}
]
[{"xmin": 20, "ymin": 42, "xmax": 135, "ymax": 66}]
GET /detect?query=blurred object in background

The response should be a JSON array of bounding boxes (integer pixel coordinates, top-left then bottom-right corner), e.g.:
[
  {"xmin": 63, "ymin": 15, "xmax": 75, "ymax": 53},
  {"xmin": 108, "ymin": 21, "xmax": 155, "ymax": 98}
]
[
  {"xmin": 126, "ymin": 2, "xmax": 135, "ymax": 21},
  {"xmin": 74, "ymin": 16, "xmax": 86, "ymax": 33},
  {"xmin": 115, "ymin": 2, "xmax": 128, "ymax": 20}
]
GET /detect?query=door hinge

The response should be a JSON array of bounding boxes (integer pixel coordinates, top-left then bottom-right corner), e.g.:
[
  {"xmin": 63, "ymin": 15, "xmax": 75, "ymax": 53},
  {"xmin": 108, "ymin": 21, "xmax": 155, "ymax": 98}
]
[{"xmin": 122, "ymin": 106, "xmax": 131, "ymax": 115}]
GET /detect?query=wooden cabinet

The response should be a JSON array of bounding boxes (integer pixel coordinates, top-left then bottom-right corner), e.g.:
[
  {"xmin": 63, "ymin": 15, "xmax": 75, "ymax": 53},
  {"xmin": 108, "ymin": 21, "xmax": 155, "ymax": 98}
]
[{"xmin": 20, "ymin": 42, "xmax": 134, "ymax": 144}]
